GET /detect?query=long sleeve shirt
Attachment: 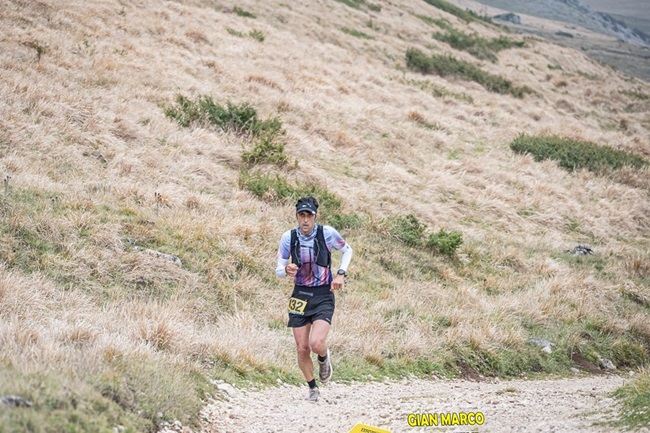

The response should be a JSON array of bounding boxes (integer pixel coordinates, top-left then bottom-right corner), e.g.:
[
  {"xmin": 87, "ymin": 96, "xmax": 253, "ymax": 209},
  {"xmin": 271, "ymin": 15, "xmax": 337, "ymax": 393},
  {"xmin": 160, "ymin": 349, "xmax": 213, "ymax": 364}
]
[{"xmin": 276, "ymin": 224, "xmax": 352, "ymax": 287}]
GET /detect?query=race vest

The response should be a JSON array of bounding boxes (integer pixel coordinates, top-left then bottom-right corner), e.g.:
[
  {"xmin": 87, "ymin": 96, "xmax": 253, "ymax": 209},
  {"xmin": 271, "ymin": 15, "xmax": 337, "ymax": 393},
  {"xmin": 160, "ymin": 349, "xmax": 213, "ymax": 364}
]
[{"xmin": 290, "ymin": 225, "xmax": 331, "ymax": 268}]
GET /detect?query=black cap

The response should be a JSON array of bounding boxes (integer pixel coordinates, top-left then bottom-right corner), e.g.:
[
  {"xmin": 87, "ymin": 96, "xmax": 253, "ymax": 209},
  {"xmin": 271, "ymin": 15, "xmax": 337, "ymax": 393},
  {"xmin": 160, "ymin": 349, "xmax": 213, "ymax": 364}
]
[{"xmin": 296, "ymin": 197, "xmax": 318, "ymax": 215}]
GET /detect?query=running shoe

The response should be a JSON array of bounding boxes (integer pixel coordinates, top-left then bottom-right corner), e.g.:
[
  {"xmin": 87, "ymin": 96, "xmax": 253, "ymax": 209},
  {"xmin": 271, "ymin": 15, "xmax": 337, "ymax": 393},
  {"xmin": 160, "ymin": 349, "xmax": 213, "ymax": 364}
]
[
  {"xmin": 305, "ymin": 387, "xmax": 320, "ymax": 402},
  {"xmin": 318, "ymin": 349, "xmax": 333, "ymax": 383}
]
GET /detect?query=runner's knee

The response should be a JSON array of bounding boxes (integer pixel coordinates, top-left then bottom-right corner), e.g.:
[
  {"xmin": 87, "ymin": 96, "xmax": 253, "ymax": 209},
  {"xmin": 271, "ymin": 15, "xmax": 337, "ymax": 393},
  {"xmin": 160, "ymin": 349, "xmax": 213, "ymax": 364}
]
[
  {"xmin": 296, "ymin": 344, "xmax": 311, "ymax": 357},
  {"xmin": 310, "ymin": 337, "xmax": 326, "ymax": 354}
]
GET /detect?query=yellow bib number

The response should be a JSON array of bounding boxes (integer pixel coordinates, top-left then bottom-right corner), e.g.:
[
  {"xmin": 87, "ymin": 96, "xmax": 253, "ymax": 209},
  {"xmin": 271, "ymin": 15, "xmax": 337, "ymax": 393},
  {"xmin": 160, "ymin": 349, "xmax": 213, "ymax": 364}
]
[{"xmin": 288, "ymin": 297, "xmax": 307, "ymax": 315}]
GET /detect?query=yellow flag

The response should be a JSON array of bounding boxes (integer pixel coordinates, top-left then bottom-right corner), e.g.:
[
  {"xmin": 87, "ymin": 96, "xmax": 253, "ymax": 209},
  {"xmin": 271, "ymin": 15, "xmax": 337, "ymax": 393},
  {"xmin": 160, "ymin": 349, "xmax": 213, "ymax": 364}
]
[{"xmin": 348, "ymin": 423, "xmax": 391, "ymax": 433}]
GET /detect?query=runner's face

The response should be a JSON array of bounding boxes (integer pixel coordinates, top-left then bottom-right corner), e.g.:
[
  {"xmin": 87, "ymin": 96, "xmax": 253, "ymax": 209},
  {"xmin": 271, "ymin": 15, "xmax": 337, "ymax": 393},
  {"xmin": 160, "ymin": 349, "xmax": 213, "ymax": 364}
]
[{"xmin": 296, "ymin": 211, "xmax": 316, "ymax": 235}]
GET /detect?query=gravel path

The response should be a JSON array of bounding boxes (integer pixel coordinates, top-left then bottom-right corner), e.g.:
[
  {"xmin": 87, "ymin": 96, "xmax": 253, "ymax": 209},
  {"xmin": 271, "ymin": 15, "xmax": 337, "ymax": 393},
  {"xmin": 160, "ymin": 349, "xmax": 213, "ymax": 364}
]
[{"xmin": 181, "ymin": 373, "xmax": 647, "ymax": 433}]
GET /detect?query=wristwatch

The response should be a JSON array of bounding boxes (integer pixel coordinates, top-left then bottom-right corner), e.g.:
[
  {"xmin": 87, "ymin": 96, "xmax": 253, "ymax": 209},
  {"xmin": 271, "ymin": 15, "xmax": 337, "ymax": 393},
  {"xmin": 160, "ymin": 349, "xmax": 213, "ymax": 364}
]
[{"xmin": 337, "ymin": 269, "xmax": 346, "ymax": 276}]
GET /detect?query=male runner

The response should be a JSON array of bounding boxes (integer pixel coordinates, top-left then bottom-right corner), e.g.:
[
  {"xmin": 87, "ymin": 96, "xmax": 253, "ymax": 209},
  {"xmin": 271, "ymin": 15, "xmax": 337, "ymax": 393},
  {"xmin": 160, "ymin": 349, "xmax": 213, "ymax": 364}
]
[{"xmin": 276, "ymin": 196, "xmax": 353, "ymax": 402}]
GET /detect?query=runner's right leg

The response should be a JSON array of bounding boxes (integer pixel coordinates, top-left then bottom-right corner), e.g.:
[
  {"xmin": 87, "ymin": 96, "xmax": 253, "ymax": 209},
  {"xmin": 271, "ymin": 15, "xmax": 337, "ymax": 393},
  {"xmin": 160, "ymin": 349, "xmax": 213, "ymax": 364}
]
[{"xmin": 292, "ymin": 324, "xmax": 315, "ymax": 382}]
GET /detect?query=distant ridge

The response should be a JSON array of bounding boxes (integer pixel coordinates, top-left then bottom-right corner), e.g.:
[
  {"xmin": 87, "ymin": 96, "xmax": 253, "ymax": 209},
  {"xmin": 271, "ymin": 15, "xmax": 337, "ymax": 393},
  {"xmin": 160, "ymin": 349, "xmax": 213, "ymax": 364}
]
[
  {"xmin": 469, "ymin": 0, "xmax": 650, "ymax": 81},
  {"xmin": 586, "ymin": 7, "xmax": 650, "ymax": 45},
  {"xmin": 478, "ymin": 0, "xmax": 650, "ymax": 45}
]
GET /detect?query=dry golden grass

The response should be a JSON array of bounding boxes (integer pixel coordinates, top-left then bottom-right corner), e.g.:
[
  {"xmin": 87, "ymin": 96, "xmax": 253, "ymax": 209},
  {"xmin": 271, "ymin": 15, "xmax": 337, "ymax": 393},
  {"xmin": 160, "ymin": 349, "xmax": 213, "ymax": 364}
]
[{"xmin": 0, "ymin": 0, "xmax": 649, "ymax": 430}]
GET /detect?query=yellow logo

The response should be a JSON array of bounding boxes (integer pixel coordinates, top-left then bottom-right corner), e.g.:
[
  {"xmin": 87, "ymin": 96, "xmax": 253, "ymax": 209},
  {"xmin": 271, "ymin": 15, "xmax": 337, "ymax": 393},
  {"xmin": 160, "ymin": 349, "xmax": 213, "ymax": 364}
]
[{"xmin": 348, "ymin": 423, "xmax": 392, "ymax": 433}]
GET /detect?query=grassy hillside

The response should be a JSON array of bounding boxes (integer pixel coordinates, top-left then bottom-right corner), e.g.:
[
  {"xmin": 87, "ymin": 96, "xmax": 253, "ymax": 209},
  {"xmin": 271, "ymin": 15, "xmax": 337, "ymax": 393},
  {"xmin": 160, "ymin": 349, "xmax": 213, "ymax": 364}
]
[{"xmin": 0, "ymin": 0, "xmax": 648, "ymax": 431}]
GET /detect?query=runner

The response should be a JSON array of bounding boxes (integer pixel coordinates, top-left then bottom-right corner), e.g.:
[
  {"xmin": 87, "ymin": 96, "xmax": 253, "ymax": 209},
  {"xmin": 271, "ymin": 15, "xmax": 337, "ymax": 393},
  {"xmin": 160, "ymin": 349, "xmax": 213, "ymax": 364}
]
[{"xmin": 276, "ymin": 196, "xmax": 353, "ymax": 402}]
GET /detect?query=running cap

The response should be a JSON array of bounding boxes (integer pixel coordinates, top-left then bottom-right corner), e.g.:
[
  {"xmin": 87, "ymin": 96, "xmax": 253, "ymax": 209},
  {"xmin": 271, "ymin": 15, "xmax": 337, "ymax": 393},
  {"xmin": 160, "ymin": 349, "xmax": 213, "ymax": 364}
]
[{"xmin": 296, "ymin": 196, "xmax": 318, "ymax": 215}]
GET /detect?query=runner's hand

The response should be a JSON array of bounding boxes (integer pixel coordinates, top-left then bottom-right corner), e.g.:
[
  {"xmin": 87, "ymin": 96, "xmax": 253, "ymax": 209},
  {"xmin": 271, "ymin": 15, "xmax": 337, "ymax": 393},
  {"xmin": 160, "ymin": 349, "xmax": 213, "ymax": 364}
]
[
  {"xmin": 285, "ymin": 263, "xmax": 299, "ymax": 278},
  {"xmin": 331, "ymin": 274, "xmax": 345, "ymax": 291}
]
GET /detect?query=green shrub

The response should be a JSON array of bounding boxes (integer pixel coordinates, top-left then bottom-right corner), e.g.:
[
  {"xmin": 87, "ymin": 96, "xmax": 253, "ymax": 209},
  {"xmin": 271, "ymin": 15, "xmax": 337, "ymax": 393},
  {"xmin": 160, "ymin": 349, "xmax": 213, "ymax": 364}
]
[
  {"xmin": 241, "ymin": 134, "xmax": 288, "ymax": 166},
  {"xmin": 226, "ymin": 28, "xmax": 264, "ymax": 42},
  {"xmin": 389, "ymin": 214, "xmax": 427, "ymax": 247},
  {"xmin": 510, "ymin": 134, "xmax": 648, "ymax": 174},
  {"xmin": 226, "ymin": 27, "xmax": 244, "ymax": 38},
  {"xmin": 238, "ymin": 170, "xmax": 294, "ymax": 199},
  {"xmin": 334, "ymin": 0, "xmax": 380, "ymax": 11},
  {"xmin": 555, "ymin": 31, "xmax": 574, "ymax": 38},
  {"xmin": 422, "ymin": 0, "xmax": 492, "ymax": 24},
  {"xmin": 341, "ymin": 27, "xmax": 374, "ymax": 39},
  {"xmin": 434, "ymin": 30, "xmax": 497, "ymax": 61},
  {"xmin": 488, "ymin": 35, "xmax": 526, "ymax": 51},
  {"xmin": 238, "ymin": 170, "xmax": 342, "ymax": 212},
  {"xmin": 405, "ymin": 48, "xmax": 533, "ymax": 98},
  {"xmin": 415, "ymin": 14, "xmax": 453, "ymax": 31},
  {"xmin": 426, "ymin": 228, "xmax": 463, "ymax": 256},
  {"xmin": 248, "ymin": 29, "xmax": 265, "ymax": 42},
  {"xmin": 233, "ymin": 6, "xmax": 255, "ymax": 18},
  {"xmin": 433, "ymin": 29, "xmax": 525, "ymax": 62},
  {"xmin": 387, "ymin": 214, "xmax": 463, "ymax": 256},
  {"xmin": 405, "ymin": 47, "xmax": 435, "ymax": 74},
  {"xmin": 335, "ymin": 0, "xmax": 366, "ymax": 9},
  {"xmin": 165, "ymin": 95, "xmax": 288, "ymax": 167},
  {"xmin": 164, "ymin": 95, "xmax": 283, "ymax": 137},
  {"xmin": 367, "ymin": 3, "xmax": 381, "ymax": 12},
  {"xmin": 326, "ymin": 213, "xmax": 365, "ymax": 230}
]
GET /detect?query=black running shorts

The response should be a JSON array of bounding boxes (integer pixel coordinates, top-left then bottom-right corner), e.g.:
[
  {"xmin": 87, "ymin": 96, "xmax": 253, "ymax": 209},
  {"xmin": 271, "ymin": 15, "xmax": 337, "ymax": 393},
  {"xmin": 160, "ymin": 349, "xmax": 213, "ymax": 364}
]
[{"xmin": 287, "ymin": 287, "xmax": 335, "ymax": 328}]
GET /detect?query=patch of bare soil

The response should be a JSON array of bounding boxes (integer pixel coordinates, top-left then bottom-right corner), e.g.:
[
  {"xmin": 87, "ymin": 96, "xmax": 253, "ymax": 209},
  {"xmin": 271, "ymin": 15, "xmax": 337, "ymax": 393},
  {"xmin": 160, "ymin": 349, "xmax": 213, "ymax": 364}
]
[{"xmin": 160, "ymin": 373, "xmax": 648, "ymax": 433}]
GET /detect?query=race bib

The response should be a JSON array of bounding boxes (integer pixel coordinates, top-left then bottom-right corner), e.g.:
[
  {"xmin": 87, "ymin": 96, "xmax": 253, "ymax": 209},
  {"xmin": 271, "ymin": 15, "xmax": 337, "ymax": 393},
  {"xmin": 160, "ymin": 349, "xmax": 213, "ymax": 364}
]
[{"xmin": 288, "ymin": 297, "xmax": 307, "ymax": 315}]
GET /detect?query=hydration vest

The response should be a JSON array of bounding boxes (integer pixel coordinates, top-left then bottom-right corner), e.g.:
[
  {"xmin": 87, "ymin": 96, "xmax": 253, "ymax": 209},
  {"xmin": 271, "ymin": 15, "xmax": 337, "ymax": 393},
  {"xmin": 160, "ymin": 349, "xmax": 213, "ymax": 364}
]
[{"xmin": 290, "ymin": 225, "xmax": 331, "ymax": 268}]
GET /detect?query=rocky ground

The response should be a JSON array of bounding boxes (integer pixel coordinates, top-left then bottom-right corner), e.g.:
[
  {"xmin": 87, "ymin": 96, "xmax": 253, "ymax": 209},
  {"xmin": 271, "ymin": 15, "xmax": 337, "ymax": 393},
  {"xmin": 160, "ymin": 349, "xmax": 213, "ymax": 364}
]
[{"xmin": 159, "ymin": 373, "xmax": 650, "ymax": 433}]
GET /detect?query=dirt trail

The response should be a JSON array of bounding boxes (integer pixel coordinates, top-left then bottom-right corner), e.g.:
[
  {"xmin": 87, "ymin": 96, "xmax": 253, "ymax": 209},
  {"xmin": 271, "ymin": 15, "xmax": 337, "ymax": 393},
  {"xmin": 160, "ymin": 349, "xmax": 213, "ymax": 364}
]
[{"xmin": 169, "ymin": 373, "xmax": 649, "ymax": 433}]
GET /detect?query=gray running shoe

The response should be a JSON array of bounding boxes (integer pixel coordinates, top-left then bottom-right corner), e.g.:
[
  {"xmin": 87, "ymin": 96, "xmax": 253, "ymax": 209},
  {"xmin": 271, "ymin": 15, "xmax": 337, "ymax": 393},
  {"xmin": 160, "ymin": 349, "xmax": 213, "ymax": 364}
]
[
  {"xmin": 318, "ymin": 349, "xmax": 333, "ymax": 383},
  {"xmin": 306, "ymin": 387, "xmax": 320, "ymax": 402}
]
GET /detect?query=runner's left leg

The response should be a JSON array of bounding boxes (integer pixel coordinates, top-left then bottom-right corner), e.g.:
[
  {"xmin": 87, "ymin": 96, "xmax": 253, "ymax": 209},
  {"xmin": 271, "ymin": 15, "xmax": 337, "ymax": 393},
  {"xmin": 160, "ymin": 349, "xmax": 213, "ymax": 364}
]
[
  {"xmin": 310, "ymin": 319, "xmax": 330, "ymax": 359},
  {"xmin": 311, "ymin": 320, "xmax": 333, "ymax": 382}
]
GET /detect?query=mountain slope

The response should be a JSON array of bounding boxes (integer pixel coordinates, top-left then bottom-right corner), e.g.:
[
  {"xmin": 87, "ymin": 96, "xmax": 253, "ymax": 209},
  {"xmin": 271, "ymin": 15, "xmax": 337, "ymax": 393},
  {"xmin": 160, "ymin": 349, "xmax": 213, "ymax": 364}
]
[{"xmin": 0, "ymin": 0, "xmax": 648, "ymax": 431}]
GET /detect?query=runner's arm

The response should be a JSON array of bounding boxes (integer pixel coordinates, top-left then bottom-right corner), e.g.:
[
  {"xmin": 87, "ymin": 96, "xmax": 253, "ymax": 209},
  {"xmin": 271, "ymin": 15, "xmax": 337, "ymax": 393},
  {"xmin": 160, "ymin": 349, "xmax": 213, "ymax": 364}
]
[
  {"xmin": 275, "ymin": 231, "xmax": 291, "ymax": 278},
  {"xmin": 276, "ymin": 258, "xmax": 289, "ymax": 277},
  {"xmin": 338, "ymin": 243, "xmax": 352, "ymax": 273},
  {"xmin": 325, "ymin": 226, "xmax": 353, "ymax": 273}
]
